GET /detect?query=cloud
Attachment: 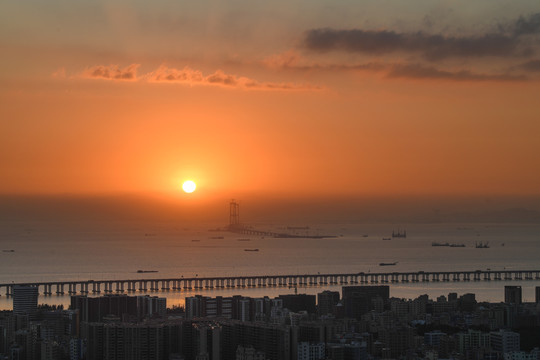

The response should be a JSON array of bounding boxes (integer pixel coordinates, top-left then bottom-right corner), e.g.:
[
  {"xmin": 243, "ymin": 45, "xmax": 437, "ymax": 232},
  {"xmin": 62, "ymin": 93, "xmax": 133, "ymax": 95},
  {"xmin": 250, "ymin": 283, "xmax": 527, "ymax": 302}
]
[
  {"xmin": 263, "ymin": 50, "xmax": 305, "ymax": 69},
  {"xmin": 510, "ymin": 13, "xmax": 540, "ymax": 36},
  {"xmin": 146, "ymin": 65, "xmax": 320, "ymax": 91},
  {"xmin": 304, "ymin": 28, "xmax": 519, "ymax": 60},
  {"xmin": 520, "ymin": 59, "xmax": 540, "ymax": 71},
  {"xmin": 80, "ymin": 64, "xmax": 140, "ymax": 81},
  {"xmin": 263, "ymin": 51, "xmax": 527, "ymax": 82},
  {"xmin": 386, "ymin": 63, "xmax": 527, "ymax": 82},
  {"xmin": 290, "ymin": 13, "xmax": 540, "ymax": 83},
  {"xmin": 73, "ymin": 64, "xmax": 318, "ymax": 90},
  {"xmin": 145, "ymin": 66, "xmax": 204, "ymax": 83},
  {"xmin": 303, "ymin": 13, "xmax": 540, "ymax": 61},
  {"xmin": 51, "ymin": 67, "xmax": 67, "ymax": 79}
]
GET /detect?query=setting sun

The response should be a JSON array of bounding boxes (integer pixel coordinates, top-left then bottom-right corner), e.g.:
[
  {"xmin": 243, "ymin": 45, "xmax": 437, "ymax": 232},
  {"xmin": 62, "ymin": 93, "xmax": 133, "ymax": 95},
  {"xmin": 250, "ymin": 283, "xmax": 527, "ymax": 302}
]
[{"xmin": 182, "ymin": 180, "xmax": 197, "ymax": 193}]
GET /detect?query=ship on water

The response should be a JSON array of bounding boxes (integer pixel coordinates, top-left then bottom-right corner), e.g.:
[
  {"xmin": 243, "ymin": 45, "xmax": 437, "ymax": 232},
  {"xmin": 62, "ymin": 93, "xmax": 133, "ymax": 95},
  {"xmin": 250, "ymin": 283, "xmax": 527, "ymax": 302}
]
[
  {"xmin": 379, "ymin": 261, "xmax": 398, "ymax": 266},
  {"xmin": 432, "ymin": 242, "xmax": 450, "ymax": 247},
  {"xmin": 432, "ymin": 242, "xmax": 466, "ymax": 247},
  {"xmin": 392, "ymin": 229, "xmax": 407, "ymax": 238},
  {"xmin": 475, "ymin": 241, "xmax": 490, "ymax": 249}
]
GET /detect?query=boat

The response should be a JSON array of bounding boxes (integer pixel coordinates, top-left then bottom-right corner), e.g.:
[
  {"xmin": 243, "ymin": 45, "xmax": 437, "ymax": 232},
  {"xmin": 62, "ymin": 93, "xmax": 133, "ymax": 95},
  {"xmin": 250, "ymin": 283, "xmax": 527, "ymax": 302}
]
[
  {"xmin": 244, "ymin": 249, "xmax": 259, "ymax": 252},
  {"xmin": 432, "ymin": 242, "xmax": 465, "ymax": 247},
  {"xmin": 382, "ymin": 238, "xmax": 391, "ymax": 241},
  {"xmin": 362, "ymin": 234, "xmax": 369, "ymax": 238},
  {"xmin": 2, "ymin": 250, "xmax": 15, "ymax": 252},
  {"xmin": 191, "ymin": 240, "xmax": 200, "ymax": 242},
  {"xmin": 137, "ymin": 270, "xmax": 158, "ymax": 273},
  {"xmin": 392, "ymin": 229, "xmax": 407, "ymax": 238},
  {"xmin": 379, "ymin": 261, "xmax": 398, "ymax": 266},
  {"xmin": 475, "ymin": 241, "xmax": 490, "ymax": 248}
]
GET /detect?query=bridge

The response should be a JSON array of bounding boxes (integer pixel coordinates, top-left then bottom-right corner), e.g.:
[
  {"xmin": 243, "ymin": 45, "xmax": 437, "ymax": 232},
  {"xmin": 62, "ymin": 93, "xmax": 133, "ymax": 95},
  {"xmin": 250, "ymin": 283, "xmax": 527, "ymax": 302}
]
[
  {"xmin": 227, "ymin": 200, "xmax": 336, "ymax": 238},
  {"xmin": 1, "ymin": 269, "xmax": 539, "ymax": 296}
]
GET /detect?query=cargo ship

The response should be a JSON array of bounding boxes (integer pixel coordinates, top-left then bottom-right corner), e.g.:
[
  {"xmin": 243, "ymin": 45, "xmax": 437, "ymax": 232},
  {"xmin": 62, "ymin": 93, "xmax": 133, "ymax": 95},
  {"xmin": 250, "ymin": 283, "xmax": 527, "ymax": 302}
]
[{"xmin": 379, "ymin": 261, "xmax": 398, "ymax": 266}]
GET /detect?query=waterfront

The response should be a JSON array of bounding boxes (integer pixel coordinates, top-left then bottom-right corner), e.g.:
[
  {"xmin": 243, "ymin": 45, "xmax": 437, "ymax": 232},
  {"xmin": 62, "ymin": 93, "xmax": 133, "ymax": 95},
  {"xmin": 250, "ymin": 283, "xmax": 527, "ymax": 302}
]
[{"xmin": 1, "ymin": 220, "xmax": 540, "ymax": 309}]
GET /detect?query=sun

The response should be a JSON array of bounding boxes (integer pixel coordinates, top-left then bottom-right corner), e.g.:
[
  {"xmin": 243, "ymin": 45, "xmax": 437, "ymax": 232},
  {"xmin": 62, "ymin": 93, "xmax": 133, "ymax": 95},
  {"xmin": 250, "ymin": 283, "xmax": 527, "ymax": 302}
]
[{"xmin": 182, "ymin": 180, "xmax": 197, "ymax": 193}]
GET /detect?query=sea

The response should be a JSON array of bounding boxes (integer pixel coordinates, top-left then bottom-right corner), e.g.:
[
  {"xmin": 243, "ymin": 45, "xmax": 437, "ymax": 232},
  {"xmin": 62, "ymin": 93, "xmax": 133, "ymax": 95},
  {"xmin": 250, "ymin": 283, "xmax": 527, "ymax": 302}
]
[{"xmin": 1, "ymin": 220, "xmax": 540, "ymax": 310}]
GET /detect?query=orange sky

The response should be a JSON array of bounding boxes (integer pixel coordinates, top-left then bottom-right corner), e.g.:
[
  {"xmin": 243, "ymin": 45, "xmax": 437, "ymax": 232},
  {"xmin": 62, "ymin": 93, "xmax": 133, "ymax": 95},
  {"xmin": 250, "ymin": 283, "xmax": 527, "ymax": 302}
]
[{"xmin": 1, "ymin": 1, "xmax": 540, "ymax": 199}]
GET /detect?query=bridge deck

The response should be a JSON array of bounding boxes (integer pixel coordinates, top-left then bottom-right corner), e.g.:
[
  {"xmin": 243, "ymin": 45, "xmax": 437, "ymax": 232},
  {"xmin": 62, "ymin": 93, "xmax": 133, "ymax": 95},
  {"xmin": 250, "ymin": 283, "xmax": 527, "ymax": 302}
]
[{"xmin": 1, "ymin": 269, "xmax": 539, "ymax": 296}]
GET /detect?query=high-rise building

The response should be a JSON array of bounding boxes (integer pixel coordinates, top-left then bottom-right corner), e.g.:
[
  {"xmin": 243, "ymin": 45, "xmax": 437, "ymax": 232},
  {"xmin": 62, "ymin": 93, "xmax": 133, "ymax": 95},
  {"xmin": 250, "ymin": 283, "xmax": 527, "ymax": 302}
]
[
  {"xmin": 71, "ymin": 294, "xmax": 165, "ymax": 323},
  {"xmin": 297, "ymin": 342, "xmax": 325, "ymax": 360},
  {"xmin": 342, "ymin": 286, "xmax": 389, "ymax": 319},
  {"xmin": 504, "ymin": 286, "xmax": 522, "ymax": 305},
  {"xmin": 278, "ymin": 294, "xmax": 316, "ymax": 314},
  {"xmin": 82, "ymin": 319, "xmax": 183, "ymax": 360},
  {"xmin": 12, "ymin": 286, "xmax": 38, "ymax": 317},
  {"xmin": 490, "ymin": 329, "xmax": 520, "ymax": 353},
  {"xmin": 317, "ymin": 291, "xmax": 340, "ymax": 316},
  {"xmin": 221, "ymin": 320, "xmax": 291, "ymax": 360},
  {"xmin": 237, "ymin": 345, "xmax": 266, "ymax": 360}
]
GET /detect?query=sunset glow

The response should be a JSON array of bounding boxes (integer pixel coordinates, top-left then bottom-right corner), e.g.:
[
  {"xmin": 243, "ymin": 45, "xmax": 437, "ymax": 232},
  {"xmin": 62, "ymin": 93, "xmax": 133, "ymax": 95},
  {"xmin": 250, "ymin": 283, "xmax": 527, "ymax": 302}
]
[{"xmin": 1, "ymin": 1, "xmax": 539, "ymax": 200}]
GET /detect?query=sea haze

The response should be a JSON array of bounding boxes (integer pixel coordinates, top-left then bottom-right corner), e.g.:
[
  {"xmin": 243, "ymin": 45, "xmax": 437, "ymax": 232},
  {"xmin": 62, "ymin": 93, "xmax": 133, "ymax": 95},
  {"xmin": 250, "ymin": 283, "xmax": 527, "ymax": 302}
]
[{"xmin": 1, "ymin": 194, "xmax": 540, "ymax": 309}]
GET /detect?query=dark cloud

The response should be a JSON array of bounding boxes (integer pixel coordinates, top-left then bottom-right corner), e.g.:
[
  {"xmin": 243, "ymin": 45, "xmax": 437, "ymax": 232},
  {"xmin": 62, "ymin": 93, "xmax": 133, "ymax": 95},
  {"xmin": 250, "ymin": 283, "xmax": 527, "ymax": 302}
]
[
  {"xmin": 263, "ymin": 50, "xmax": 529, "ymax": 82},
  {"xmin": 303, "ymin": 13, "xmax": 540, "ymax": 61},
  {"xmin": 520, "ymin": 59, "xmax": 540, "ymax": 71},
  {"xmin": 512, "ymin": 13, "xmax": 540, "ymax": 36},
  {"xmin": 387, "ymin": 63, "xmax": 527, "ymax": 81},
  {"xmin": 304, "ymin": 28, "xmax": 519, "ymax": 60}
]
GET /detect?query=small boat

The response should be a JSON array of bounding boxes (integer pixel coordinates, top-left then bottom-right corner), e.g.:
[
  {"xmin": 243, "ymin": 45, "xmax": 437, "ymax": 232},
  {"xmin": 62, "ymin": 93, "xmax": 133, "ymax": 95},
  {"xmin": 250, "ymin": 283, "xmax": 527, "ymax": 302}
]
[
  {"xmin": 382, "ymin": 237, "xmax": 391, "ymax": 241},
  {"xmin": 432, "ymin": 242, "xmax": 450, "ymax": 247},
  {"xmin": 244, "ymin": 249, "xmax": 259, "ymax": 252},
  {"xmin": 2, "ymin": 250, "xmax": 15, "ymax": 252},
  {"xmin": 379, "ymin": 261, "xmax": 398, "ymax": 266},
  {"xmin": 362, "ymin": 234, "xmax": 369, "ymax": 238},
  {"xmin": 191, "ymin": 240, "xmax": 201, "ymax": 242},
  {"xmin": 475, "ymin": 241, "xmax": 490, "ymax": 248},
  {"xmin": 449, "ymin": 244, "xmax": 465, "ymax": 247},
  {"xmin": 137, "ymin": 270, "xmax": 158, "ymax": 273}
]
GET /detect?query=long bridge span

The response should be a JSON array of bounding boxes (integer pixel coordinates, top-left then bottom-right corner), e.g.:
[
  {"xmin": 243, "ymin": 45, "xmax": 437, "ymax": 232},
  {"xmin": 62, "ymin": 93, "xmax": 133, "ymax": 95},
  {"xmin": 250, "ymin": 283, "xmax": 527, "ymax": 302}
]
[{"xmin": 1, "ymin": 269, "xmax": 540, "ymax": 296}]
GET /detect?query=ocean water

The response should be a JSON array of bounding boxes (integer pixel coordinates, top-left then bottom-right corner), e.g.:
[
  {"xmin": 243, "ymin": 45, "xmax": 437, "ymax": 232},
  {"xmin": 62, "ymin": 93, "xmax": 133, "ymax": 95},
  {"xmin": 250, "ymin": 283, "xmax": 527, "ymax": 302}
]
[{"xmin": 1, "ymin": 220, "xmax": 540, "ymax": 310}]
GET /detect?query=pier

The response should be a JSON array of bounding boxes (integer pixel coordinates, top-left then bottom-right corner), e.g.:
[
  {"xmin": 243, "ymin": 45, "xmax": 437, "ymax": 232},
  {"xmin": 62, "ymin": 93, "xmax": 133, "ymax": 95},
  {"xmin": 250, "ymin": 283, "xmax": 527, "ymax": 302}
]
[{"xmin": 1, "ymin": 269, "xmax": 540, "ymax": 297}]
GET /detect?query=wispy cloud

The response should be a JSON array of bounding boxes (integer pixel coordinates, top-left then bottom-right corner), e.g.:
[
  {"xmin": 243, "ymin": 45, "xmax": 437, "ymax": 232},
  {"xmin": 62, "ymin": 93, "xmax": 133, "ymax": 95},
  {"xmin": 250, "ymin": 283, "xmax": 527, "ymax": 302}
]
[
  {"xmin": 386, "ymin": 63, "xmax": 526, "ymax": 82},
  {"xmin": 145, "ymin": 66, "xmax": 204, "ymax": 83},
  {"xmin": 70, "ymin": 64, "xmax": 319, "ymax": 91},
  {"xmin": 80, "ymin": 64, "xmax": 140, "ymax": 81},
  {"xmin": 263, "ymin": 51, "xmax": 526, "ymax": 82},
  {"xmin": 520, "ymin": 59, "xmax": 540, "ymax": 72},
  {"xmin": 51, "ymin": 67, "xmax": 67, "ymax": 79},
  {"xmin": 146, "ymin": 65, "xmax": 320, "ymax": 90}
]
